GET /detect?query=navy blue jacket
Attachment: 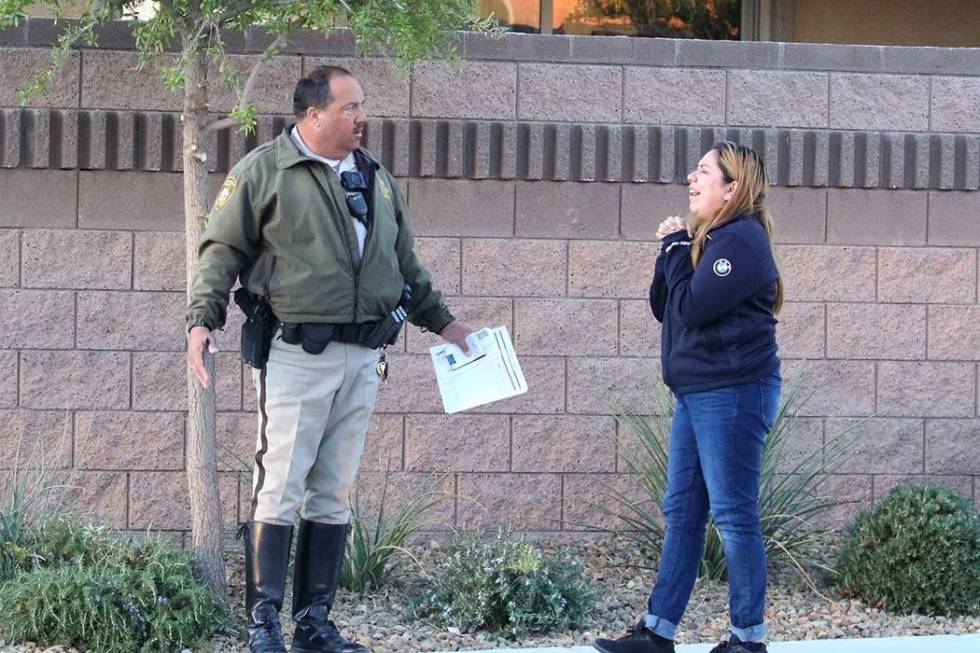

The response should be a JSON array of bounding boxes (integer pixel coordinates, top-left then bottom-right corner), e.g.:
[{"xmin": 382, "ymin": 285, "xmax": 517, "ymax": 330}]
[{"xmin": 650, "ymin": 213, "xmax": 780, "ymax": 394}]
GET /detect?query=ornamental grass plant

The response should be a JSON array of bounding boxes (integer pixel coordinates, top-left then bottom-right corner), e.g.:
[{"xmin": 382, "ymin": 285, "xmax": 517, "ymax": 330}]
[
  {"xmin": 341, "ymin": 461, "xmax": 449, "ymax": 593},
  {"xmin": 603, "ymin": 377, "xmax": 860, "ymax": 582}
]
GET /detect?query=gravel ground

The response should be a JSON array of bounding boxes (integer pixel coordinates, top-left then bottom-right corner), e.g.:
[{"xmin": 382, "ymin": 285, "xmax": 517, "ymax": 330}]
[{"xmin": 2, "ymin": 535, "xmax": 978, "ymax": 652}]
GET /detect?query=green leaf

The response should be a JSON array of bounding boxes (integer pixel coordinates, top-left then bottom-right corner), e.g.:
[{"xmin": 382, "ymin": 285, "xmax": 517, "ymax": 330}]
[{"xmin": 6, "ymin": 1, "xmax": 496, "ymax": 107}]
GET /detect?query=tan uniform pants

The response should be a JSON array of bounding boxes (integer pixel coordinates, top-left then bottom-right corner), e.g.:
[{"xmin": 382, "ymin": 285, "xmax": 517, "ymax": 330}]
[{"xmin": 249, "ymin": 336, "xmax": 382, "ymax": 525}]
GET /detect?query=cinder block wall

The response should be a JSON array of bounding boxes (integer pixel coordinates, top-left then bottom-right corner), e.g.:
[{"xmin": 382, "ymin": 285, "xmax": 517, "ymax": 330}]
[{"xmin": 1, "ymin": 21, "xmax": 978, "ymax": 537}]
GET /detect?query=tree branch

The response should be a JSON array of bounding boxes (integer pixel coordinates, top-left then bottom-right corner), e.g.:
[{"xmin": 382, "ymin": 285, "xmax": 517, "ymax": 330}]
[
  {"xmin": 206, "ymin": 115, "xmax": 240, "ymax": 133},
  {"xmin": 218, "ymin": 1, "xmax": 252, "ymax": 24},
  {"xmin": 205, "ymin": 33, "xmax": 287, "ymax": 133},
  {"xmin": 219, "ymin": 0, "xmax": 296, "ymax": 26}
]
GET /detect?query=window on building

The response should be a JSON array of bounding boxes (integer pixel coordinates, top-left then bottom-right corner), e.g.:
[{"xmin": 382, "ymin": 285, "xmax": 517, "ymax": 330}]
[
  {"xmin": 477, "ymin": 0, "xmax": 543, "ymax": 33},
  {"xmin": 477, "ymin": 0, "xmax": 741, "ymax": 39}
]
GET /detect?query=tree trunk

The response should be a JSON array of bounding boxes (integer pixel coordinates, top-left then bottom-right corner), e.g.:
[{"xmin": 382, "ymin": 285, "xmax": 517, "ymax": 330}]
[{"xmin": 183, "ymin": 44, "xmax": 228, "ymax": 601}]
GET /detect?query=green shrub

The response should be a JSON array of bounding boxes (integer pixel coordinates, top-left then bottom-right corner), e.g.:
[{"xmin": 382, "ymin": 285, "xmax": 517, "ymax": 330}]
[
  {"xmin": 7, "ymin": 519, "xmax": 115, "ymax": 573},
  {"xmin": 412, "ymin": 529, "xmax": 597, "ymax": 638},
  {"xmin": 836, "ymin": 483, "xmax": 980, "ymax": 616},
  {"xmin": 0, "ymin": 519, "xmax": 230, "ymax": 652},
  {"xmin": 603, "ymin": 378, "xmax": 860, "ymax": 581}
]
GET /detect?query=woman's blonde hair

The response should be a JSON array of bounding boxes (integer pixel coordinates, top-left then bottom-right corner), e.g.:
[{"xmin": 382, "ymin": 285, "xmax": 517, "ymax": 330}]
[{"xmin": 690, "ymin": 141, "xmax": 784, "ymax": 314}]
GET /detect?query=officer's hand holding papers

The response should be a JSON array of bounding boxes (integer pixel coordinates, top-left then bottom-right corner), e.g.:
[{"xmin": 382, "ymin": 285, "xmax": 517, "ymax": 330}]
[{"xmin": 429, "ymin": 326, "xmax": 528, "ymax": 414}]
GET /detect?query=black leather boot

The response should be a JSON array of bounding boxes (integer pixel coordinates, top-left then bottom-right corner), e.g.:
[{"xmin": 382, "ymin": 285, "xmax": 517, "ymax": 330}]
[
  {"xmin": 290, "ymin": 520, "xmax": 368, "ymax": 653},
  {"xmin": 244, "ymin": 521, "xmax": 293, "ymax": 653}
]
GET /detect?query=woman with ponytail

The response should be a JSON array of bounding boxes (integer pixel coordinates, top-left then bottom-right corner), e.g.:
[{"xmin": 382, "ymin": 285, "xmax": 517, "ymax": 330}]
[{"xmin": 594, "ymin": 142, "xmax": 782, "ymax": 653}]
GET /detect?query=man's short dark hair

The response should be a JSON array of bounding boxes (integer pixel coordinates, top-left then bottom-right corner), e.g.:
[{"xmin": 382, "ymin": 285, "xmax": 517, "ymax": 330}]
[{"xmin": 293, "ymin": 65, "xmax": 354, "ymax": 118}]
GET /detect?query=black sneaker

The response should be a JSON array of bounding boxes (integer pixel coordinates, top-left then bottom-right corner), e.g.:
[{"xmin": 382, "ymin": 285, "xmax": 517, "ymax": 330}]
[
  {"xmin": 593, "ymin": 619, "xmax": 675, "ymax": 653},
  {"xmin": 708, "ymin": 634, "xmax": 768, "ymax": 653}
]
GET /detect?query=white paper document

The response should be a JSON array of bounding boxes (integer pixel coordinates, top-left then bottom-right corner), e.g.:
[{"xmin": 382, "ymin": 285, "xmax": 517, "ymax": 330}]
[{"xmin": 429, "ymin": 326, "xmax": 528, "ymax": 414}]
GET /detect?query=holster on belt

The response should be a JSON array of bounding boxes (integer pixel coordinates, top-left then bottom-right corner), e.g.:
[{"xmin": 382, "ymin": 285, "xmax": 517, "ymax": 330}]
[
  {"xmin": 362, "ymin": 284, "xmax": 412, "ymax": 349},
  {"xmin": 233, "ymin": 288, "xmax": 277, "ymax": 369}
]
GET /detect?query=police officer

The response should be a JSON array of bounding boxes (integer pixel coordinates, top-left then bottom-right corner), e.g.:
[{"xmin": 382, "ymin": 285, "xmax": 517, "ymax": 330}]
[{"xmin": 186, "ymin": 66, "xmax": 472, "ymax": 653}]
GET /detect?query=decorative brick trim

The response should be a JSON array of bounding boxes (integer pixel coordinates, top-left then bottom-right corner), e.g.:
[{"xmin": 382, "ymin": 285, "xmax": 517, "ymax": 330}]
[{"xmin": 2, "ymin": 108, "xmax": 978, "ymax": 190}]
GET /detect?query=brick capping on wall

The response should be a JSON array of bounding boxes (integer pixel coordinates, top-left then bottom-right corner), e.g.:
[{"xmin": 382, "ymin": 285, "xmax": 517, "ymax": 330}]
[
  {"xmin": 3, "ymin": 108, "xmax": 979, "ymax": 190},
  {"xmin": 3, "ymin": 19, "xmax": 980, "ymax": 76}
]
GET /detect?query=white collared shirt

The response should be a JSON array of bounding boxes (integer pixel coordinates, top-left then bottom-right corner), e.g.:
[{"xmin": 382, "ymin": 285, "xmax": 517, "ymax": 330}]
[{"xmin": 290, "ymin": 126, "xmax": 366, "ymax": 255}]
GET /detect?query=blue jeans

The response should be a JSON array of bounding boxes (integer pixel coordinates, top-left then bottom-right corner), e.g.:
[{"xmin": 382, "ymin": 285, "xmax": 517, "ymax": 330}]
[{"xmin": 644, "ymin": 375, "xmax": 780, "ymax": 643}]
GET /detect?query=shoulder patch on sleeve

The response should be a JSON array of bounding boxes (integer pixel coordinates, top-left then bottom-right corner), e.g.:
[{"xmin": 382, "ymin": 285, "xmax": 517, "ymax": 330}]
[
  {"xmin": 213, "ymin": 176, "xmax": 238, "ymax": 212},
  {"xmin": 377, "ymin": 175, "xmax": 393, "ymax": 202},
  {"xmin": 713, "ymin": 258, "xmax": 732, "ymax": 277}
]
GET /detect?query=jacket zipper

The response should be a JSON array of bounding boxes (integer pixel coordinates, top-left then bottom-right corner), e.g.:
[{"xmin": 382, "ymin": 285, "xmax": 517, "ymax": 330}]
[
  {"xmin": 356, "ymin": 218, "xmax": 375, "ymax": 322},
  {"xmin": 348, "ymin": 163, "xmax": 377, "ymax": 323},
  {"xmin": 662, "ymin": 304, "xmax": 673, "ymax": 388},
  {"xmin": 322, "ymin": 166, "xmax": 360, "ymax": 322},
  {"xmin": 315, "ymin": 161, "xmax": 374, "ymax": 323},
  {"xmin": 338, "ymin": 221, "xmax": 359, "ymax": 321},
  {"xmin": 341, "ymin": 209, "xmax": 376, "ymax": 323},
  {"xmin": 264, "ymin": 255, "xmax": 277, "ymax": 299}
]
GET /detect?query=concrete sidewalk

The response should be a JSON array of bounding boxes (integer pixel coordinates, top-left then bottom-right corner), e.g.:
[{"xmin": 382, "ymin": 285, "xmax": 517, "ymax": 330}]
[{"xmin": 456, "ymin": 633, "xmax": 980, "ymax": 652}]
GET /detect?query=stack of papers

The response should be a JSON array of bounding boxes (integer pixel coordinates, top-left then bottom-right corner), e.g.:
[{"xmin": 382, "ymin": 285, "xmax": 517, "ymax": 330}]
[{"xmin": 429, "ymin": 326, "xmax": 528, "ymax": 414}]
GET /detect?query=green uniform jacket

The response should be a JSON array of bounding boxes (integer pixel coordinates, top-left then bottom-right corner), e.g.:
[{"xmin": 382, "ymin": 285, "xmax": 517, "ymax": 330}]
[{"xmin": 186, "ymin": 128, "xmax": 453, "ymax": 334}]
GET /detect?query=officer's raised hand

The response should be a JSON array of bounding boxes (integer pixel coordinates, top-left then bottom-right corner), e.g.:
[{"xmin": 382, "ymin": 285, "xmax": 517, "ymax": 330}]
[
  {"xmin": 188, "ymin": 326, "xmax": 219, "ymax": 387},
  {"xmin": 439, "ymin": 320, "xmax": 474, "ymax": 353}
]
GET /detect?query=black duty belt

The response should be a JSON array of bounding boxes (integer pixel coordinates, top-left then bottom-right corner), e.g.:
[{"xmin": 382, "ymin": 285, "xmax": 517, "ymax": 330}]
[
  {"xmin": 279, "ymin": 322, "xmax": 380, "ymax": 354},
  {"xmin": 278, "ymin": 284, "xmax": 413, "ymax": 354}
]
